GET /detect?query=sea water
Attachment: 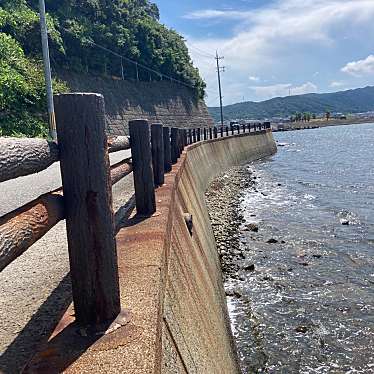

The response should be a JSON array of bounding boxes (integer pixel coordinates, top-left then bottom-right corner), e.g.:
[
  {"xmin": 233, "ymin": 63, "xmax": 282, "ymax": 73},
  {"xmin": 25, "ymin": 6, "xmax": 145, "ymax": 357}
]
[{"xmin": 231, "ymin": 123, "xmax": 374, "ymax": 373}]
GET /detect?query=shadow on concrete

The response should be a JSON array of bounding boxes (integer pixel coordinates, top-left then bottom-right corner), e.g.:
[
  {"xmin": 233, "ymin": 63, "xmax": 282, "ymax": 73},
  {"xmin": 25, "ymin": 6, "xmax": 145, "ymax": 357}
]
[{"xmin": 0, "ymin": 274, "xmax": 72, "ymax": 374}]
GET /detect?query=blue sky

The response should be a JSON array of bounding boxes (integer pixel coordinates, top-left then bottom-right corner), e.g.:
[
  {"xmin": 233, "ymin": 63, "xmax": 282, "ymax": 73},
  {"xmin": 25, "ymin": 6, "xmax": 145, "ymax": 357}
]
[{"xmin": 156, "ymin": 0, "xmax": 374, "ymax": 106}]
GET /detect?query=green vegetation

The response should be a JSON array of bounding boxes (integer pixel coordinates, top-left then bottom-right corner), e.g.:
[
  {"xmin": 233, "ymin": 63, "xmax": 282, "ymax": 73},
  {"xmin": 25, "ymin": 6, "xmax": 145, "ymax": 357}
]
[
  {"xmin": 209, "ymin": 86, "xmax": 374, "ymax": 122},
  {"xmin": 0, "ymin": 0, "xmax": 205, "ymax": 137}
]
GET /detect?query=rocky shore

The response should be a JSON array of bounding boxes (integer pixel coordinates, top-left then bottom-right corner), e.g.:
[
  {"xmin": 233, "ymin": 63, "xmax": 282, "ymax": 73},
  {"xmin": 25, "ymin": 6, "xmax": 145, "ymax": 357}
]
[{"xmin": 205, "ymin": 166, "xmax": 254, "ymax": 281}]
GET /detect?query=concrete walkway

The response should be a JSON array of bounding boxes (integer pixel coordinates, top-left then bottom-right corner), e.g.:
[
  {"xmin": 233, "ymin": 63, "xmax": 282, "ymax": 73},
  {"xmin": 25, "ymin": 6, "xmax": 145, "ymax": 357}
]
[{"xmin": 0, "ymin": 150, "xmax": 134, "ymax": 373}]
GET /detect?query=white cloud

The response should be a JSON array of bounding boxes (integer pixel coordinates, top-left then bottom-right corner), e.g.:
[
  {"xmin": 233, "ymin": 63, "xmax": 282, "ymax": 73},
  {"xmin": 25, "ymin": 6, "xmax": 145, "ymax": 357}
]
[
  {"xmin": 183, "ymin": 9, "xmax": 251, "ymax": 20},
  {"xmin": 186, "ymin": 0, "xmax": 374, "ymax": 103},
  {"xmin": 250, "ymin": 82, "xmax": 317, "ymax": 100},
  {"xmin": 329, "ymin": 81, "xmax": 345, "ymax": 88},
  {"xmin": 249, "ymin": 76, "xmax": 260, "ymax": 82},
  {"xmin": 341, "ymin": 55, "xmax": 374, "ymax": 77}
]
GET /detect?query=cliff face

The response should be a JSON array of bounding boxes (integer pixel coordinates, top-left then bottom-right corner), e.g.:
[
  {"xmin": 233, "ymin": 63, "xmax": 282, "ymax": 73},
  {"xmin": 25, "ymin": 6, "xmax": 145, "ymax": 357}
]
[{"xmin": 58, "ymin": 72, "xmax": 214, "ymax": 135}]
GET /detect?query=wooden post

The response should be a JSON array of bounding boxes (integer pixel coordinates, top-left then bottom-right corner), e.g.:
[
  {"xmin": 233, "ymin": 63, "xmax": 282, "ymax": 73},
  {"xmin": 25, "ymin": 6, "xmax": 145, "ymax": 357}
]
[
  {"xmin": 204, "ymin": 128, "xmax": 207, "ymax": 140},
  {"xmin": 178, "ymin": 129, "xmax": 183, "ymax": 155},
  {"xmin": 248, "ymin": 123, "xmax": 251, "ymax": 132},
  {"xmin": 187, "ymin": 129, "xmax": 191, "ymax": 144},
  {"xmin": 183, "ymin": 129, "xmax": 187, "ymax": 148},
  {"xmin": 220, "ymin": 126, "xmax": 224, "ymax": 137},
  {"xmin": 226, "ymin": 126, "xmax": 229, "ymax": 136},
  {"xmin": 209, "ymin": 127, "xmax": 213, "ymax": 139},
  {"xmin": 197, "ymin": 128, "xmax": 201, "ymax": 141},
  {"xmin": 214, "ymin": 127, "xmax": 218, "ymax": 138},
  {"xmin": 171, "ymin": 127, "xmax": 179, "ymax": 163},
  {"xmin": 55, "ymin": 93, "xmax": 120, "ymax": 326},
  {"xmin": 151, "ymin": 123, "xmax": 164, "ymax": 186},
  {"xmin": 231, "ymin": 124, "xmax": 234, "ymax": 135},
  {"xmin": 129, "ymin": 119, "xmax": 156, "ymax": 216},
  {"xmin": 242, "ymin": 124, "xmax": 246, "ymax": 133},
  {"xmin": 237, "ymin": 125, "xmax": 240, "ymax": 134},
  {"xmin": 192, "ymin": 128, "xmax": 197, "ymax": 143},
  {"xmin": 163, "ymin": 127, "xmax": 172, "ymax": 173}
]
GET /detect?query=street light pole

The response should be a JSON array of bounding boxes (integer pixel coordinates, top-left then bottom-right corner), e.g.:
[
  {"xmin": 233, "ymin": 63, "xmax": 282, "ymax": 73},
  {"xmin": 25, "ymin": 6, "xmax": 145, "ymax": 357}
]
[
  {"xmin": 38, "ymin": 0, "xmax": 57, "ymax": 141},
  {"xmin": 215, "ymin": 51, "xmax": 225, "ymax": 127}
]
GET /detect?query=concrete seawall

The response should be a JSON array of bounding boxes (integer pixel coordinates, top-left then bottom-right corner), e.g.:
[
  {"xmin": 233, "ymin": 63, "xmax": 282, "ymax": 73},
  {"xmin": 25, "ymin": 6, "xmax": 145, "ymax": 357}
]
[{"xmin": 25, "ymin": 131, "xmax": 277, "ymax": 373}]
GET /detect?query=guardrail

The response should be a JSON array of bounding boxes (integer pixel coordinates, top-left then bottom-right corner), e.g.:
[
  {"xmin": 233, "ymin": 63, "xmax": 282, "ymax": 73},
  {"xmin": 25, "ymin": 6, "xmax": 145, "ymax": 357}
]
[{"xmin": 0, "ymin": 92, "xmax": 271, "ymax": 328}]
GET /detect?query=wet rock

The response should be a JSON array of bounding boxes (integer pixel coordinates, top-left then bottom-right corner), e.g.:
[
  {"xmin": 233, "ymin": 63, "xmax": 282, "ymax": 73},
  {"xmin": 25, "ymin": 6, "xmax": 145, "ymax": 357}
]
[
  {"xmin": 266, "ymin": 238, "xmax": 278, "ymax": 244},
  {"xmin": 262, "ymin": 274, "xmax": 273, "ymax": 281},
  {"xmin": 295, "ymin": 325, "xmax": 309, "ymax": 333},
  {"xmin": 247, "ymin": 223, "xmax": 259, "ymax": 232},
  {"xmin": 225, "ymin": 289, "xmax": 235, "ymax": 297},
  {"xmin": 233, "ymin": 290, "xmax": 243, "ymax": 298},
  {"xmin": 243, "ymin": 263, "xmax": 255, "ymax": 272}
]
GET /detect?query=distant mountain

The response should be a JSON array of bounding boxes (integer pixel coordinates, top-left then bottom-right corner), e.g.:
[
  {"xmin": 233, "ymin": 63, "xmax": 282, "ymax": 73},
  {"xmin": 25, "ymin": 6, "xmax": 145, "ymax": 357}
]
[{"xmin": 208, "ymin": 86, "xmax": 374, "ymax": 122}]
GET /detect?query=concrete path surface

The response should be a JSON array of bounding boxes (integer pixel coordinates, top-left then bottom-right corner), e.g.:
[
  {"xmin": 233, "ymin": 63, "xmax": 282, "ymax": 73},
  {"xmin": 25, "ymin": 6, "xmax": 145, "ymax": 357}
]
[{"xmin": 0, "ymin": 150, "xmax": 134, "ymax": 373}]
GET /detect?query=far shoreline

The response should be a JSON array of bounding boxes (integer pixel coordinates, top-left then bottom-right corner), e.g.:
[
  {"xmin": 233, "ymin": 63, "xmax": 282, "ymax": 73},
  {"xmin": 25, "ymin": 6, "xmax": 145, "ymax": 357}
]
[{"xmin": 272, "ymin": 118, "xmax": 374, "ymax": 132}]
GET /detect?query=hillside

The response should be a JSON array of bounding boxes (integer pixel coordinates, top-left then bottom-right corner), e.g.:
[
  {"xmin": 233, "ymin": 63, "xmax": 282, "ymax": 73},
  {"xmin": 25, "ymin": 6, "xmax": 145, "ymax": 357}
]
[
  {"xmin": 209, "ymin": 86, "xmax": 374, "ymax": 122},
  {"xmin": 0, "ymin": 0, "xmax": 205, "ymax": 137}
]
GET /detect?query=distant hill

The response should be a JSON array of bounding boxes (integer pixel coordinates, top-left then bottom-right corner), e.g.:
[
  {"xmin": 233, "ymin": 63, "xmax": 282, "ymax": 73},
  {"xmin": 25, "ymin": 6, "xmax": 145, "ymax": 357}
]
[{"xmin": 208, "ymin": 86, "xmax": 374, "ymax": 122}]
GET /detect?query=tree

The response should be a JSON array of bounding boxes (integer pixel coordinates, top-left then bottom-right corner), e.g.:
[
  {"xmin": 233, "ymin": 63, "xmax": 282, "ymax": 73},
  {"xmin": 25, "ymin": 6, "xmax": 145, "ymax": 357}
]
[
  {"xmin": 18, "ymin": 0, "xmax": 206, "ymax": 97},
  {"xmin": 0, "ymin": 32, "xmax": 66, "ymax": 137},
  {"xmin": 0, "ymin": 0, "xmax": 206, "ymax": 136}
]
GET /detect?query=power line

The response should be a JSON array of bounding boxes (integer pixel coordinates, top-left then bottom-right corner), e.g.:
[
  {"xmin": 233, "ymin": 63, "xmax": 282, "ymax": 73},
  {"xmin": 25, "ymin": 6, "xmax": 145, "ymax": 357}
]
[
  {"xmin": 87, "ymin": 40, "xmax": 195, "ymax": 89},
  {"xmin": 60, "ymin": 26, "xmax": 196, "ymax": 89},
  {"xmin": 187, "ymin": 42, "xmax": 216, "ymax": 59}
]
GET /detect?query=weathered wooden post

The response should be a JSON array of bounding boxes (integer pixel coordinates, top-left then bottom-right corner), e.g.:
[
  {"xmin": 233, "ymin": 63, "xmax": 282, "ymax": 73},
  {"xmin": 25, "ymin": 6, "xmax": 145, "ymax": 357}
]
[
  {"xmin": 151, "ymin": 123, "xmax": 164, "ymax": 186},
  {"xmin": 209, "ymin": 127, "xmax": 213, "ymax": 139},
  {"xmin": 192, "ymin": 128, "xmax": 197, "ymax": 143},
  {"xmin": 248, "ymin": 123, "xmax": 251, "ymax": 133},
  {"xmin": 129, "ymin": 119, "xmax": 156, "ymax": 215},
  {"xmin": 237, "ymin": 125, "xmax": 240, "ymax": 134},
  {"xmin": 183, "ymin": 129, "xmax": 187, "ymax": 147},
  {"xmin": 220, "ymin": 126, "xmax": 224, "ymax": 137},
  {"xmin": 226, "ymin": 126, "xmax": 229, "ymax": 136},
  {"xmin": 55, "ymin": 93, "xmax": 120, "ymax": 326},
  {"xmin": 163, "ymin": 126, "xmax": 172, "ymax": 172},
  {"xmin": 171, "ymin": 127, "xmax": 179, "ymax": 163},
  {"xmin": 204, "ymin": 128, "xmax": 207, "ymax": 140},
  {"xmin": 231, "ymin": 124, "xmax": 234, "ymax": 135},
  {"xmin": 197, "ymin": 128, "xmax": 201, "ymax": 142},
  {"xmin": 188, "ymin": 129, "xmax": 192, "ymax": 144},
  {"xmin": 178, "ymin": 129, "xmax": 183, "ymax": 154},
  {"xmin": 214, "ymin": 127, "xmax": 218, "ymax": 138},
  {"xmin": 242, "ymin": 124, "xmax": 246, "ymax": 133}
]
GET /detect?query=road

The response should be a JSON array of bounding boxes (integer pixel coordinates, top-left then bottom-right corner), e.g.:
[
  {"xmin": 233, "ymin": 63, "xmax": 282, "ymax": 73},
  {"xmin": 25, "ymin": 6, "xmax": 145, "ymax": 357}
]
[{"xmin": 0, "ymin": 150, "xmax": 134, "ymax": 373}]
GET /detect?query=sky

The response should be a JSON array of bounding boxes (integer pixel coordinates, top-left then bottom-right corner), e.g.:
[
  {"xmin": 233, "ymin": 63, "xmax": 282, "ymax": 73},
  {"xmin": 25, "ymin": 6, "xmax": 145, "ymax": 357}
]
[{"xmin": 156, "ymin": 0, "xmax": 374, "ymax": 106}]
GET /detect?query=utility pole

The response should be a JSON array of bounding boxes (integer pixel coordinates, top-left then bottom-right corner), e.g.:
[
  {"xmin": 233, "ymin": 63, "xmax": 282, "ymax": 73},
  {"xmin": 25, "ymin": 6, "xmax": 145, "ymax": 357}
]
[
  {"xmin": 215, "ymin": 51, "xmax": 225, "ymax": 126},
  {"xmin": 39, "ymin": 0, "xmax": 57, "ymax": 141}
]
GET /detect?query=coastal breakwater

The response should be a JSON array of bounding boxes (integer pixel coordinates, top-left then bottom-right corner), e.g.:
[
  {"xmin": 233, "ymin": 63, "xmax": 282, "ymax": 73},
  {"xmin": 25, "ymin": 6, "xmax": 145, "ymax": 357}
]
[{"xmin": 25, "ymin": 130, "xmax": 276, "ymax": 373}]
